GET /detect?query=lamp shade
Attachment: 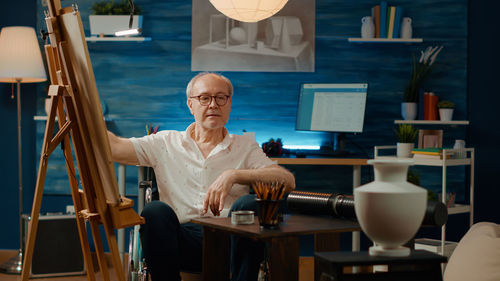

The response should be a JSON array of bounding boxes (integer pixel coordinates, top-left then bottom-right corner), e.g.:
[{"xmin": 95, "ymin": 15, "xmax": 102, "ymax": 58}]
[
  {"xmin": 209, "ymin": 0, "xmax": 289, "ymax": 22},
  {"xmin": 0, "ymin": 26, "xmax": 47, "ymax": 83}
]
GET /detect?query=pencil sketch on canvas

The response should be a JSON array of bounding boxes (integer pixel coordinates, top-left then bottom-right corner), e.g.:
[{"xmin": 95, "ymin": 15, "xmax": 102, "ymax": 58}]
[{"xmin": 191, "ymin": 0, "xmax": 315, "ymax": 72}]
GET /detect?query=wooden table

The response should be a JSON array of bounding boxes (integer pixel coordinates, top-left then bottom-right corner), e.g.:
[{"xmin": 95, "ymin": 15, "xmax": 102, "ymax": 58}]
[
  {"xmin": 191, "ymin": 214, "xmax": 360, "ymax": 281},
  {"xmin": 271, "ymin": 157, "xmax": 368, "ymax": 252}
]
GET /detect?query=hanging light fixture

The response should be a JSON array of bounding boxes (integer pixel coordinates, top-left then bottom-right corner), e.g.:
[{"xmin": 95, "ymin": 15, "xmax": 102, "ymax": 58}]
[{"xmin": 209, "ymin": 0, "xmax": 289, "ymax": 22}]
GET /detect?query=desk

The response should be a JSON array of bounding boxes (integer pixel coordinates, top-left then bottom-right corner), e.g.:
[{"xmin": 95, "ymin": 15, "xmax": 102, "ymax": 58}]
[
  {"xmin": 191, "ymin": 215, "xmax": 360, "ymax": 281},
  {"xmin": 271, "ymin": 157, "xmax": 368, "ymax": 252}
]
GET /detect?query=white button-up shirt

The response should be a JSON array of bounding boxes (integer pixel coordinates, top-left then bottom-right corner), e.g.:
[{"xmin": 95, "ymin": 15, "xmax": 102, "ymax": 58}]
[{"xmin": 130, "ymin": 123, "xmax": 276, "ymax": 223}]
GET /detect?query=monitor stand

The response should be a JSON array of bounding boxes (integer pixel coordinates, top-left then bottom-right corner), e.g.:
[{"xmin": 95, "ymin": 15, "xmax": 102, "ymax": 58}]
[{"xmin": 317, "ymin": 133, "xmax": 348, "ymax": 157}]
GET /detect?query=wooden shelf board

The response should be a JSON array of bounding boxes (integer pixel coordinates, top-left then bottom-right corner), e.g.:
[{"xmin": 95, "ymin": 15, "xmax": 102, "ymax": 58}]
[
  {"xmin": 85, "ymin": 37, "xmax": 152, "ymax": 42},
  {"xmin": 394, "ymin": 120, "xmax": 469, "ymax": 125},
  {"xmin": 348, "ymin": 38, "xmax": 423, "ymax": 43},
  {"xmin": 448, "ymin": 204, "xmax": 471, "ymax": 215}
]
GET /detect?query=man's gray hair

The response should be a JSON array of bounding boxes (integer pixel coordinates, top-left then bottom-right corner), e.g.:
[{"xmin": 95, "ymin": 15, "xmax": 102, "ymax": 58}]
[{"xmin": 186, "ymin": 72, "xmax": 233, "ymax": 98}]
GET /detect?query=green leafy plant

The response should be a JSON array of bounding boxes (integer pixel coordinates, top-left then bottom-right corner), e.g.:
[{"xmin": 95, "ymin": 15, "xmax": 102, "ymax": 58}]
[
  {"xmin": 407, "ymin": 168, "xmax": 420, "ymax": 185},
  {"xmin": 437, "ymin": 100, "xmax": 455, "ymax": 109},
  {"xmin": 91, "ymin": 0, "xmax": 142, "ymax": 15},
  {"xmin": 394, "ymin": 124, "xmax": 418, "ymax": 143},
  {"xmin": 404, "ymin": 46, "xmax": 444, "ymax": 102}
]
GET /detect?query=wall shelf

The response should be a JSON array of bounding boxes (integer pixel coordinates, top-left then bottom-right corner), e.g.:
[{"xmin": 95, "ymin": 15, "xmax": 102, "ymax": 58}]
[
  {"xmin": 394, "ymin": 120, "xmax": 469, "ymax": 125},
  {"xmin": 348, "ymin": 38, "xmax": 423, "ymax": 43},
  {"xmin": 34, "ymin": 115, "xmax": 112, "ymax": 121},
  {"xmin": 85, "ymin": 37, "xmax": 152, "ymax": 42}
]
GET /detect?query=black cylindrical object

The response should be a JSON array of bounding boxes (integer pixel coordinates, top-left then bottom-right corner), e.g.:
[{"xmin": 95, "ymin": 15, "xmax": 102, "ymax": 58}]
[{"xmin": 287, "ymin": 190, "xmax": 447, "ymax": 227}]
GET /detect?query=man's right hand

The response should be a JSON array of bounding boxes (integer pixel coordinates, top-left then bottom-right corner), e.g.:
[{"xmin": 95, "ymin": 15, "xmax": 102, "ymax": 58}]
[{"xmin": 107, "ymin": 130, "xmax": 139, "ymax": 165}]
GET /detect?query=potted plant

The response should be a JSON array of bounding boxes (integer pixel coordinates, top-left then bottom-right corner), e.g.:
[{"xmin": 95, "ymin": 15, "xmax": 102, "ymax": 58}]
[
  {"xmin": 402, "ymin": 46, "xmax": 443, "ymax": 120},
  {"xmin": 437, "ymin": 100, "xmax": 455, "ymax": 121},
  {"xmin": 394, "ymin": 124, "xmax": 418, "ymax": 158},
  {"xmin": 89, "ymin": 0, "xmax": 143, "ymax": 37}
]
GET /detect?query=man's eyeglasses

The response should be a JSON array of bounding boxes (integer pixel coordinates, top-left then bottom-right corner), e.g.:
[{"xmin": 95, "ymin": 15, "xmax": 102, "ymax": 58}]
[{"xmin": 190, "ymin": 95, "xmax": 230, "ymax": 106}]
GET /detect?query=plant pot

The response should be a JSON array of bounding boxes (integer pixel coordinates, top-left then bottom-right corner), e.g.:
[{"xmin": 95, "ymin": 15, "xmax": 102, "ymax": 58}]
[
  {"xmin": 439, "ymin": 108, "xmax": 454, "ymax": 121},
  {"xmin": 397, "ymin": 142, "xmax": 414, "ymax": 158},
  {"xmin": 401, "ymin": 102, "xmax": 417, "ymax": 120},
  {"xmin": 354, "ymin": 159, "xmax": 427, "ymax": 257},
  {"xmin": 89, "ymin": 15, "xmax": 143, "ymax": 36}
]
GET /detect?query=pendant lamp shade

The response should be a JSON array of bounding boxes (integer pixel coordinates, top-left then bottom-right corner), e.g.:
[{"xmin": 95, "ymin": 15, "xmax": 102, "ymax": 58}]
[
  {"xmin": 0, "ymin": 26, "xmax": 47, "ymax": 83},
  {"xmin": 209, "ymin": 0, "xmax": 289, "ymax": 22}
]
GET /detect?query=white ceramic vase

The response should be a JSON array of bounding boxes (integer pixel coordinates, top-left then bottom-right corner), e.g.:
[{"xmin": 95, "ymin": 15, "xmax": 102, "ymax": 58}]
[
  {"xmin": 400, "ymin": 17, "xmax": 413, "ymax": 39},
  {"xmin": 354, "ymin": 159, "xmax": 427, "ymax": 257},
  {"xmin": 401, "ymin": 102, "xmax": 417, "ymax": 120},
  {"xmin": 439, "ymin": 108, "xmax": 454, "ymax": 121},
  {"xmin": 361, "ymin": 16, "xmax": 375, "ymax": 38},
  {"xmin": 397, "ymin": 142, "xmax": 414, "ymax": 158}
]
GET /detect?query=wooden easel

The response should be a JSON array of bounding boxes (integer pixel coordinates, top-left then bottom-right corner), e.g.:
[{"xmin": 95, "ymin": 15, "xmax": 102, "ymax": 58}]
[{"xmin": 21, "ymin": 1, "xmax": 144, "ymax": 281}]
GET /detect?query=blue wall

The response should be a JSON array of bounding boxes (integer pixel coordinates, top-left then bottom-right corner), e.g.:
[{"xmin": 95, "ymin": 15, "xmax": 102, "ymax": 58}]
[{"xmin": 2, "ymin": 0, "xmax": 498, "ymax": 251}]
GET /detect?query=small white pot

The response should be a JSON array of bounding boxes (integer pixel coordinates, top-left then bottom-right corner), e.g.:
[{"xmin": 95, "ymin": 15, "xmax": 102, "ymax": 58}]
[
  {"xmin": 439, "ymin": 108, "xmax": 454, "ymax": 121},
  {"xmin": 401, "ymin": 102, "xmax": 417, "ymax": 120},
  {"xmin": 89, "ymin": 15, "xmax": 143, "ymax": 36},
  {"xmin": 397, "ymin": 142, "xmax": 414, "ymax": 158}
]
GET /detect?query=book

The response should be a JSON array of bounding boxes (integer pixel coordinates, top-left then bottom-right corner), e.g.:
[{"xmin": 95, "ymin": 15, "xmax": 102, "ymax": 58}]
[
  {"xmin": 380, "ymin": 1, "xmax": 388, "ymax": 38},
  {"xmin": 372, "ymin": 5, "xmax": 381, "ymax": 38},
  {"xmin": 387, "ymin": 6, "xmax": 396, "ymax": 39},
  {"xmin": 418, "ymin": 88, "xmax": 425, "ymax": 120},
  {"xmin": 412, "ymin": 148, "xmax": 444, "ymax": 155},
  {"xmin": 393, "ymin": 6, "xmax": 403, "ymax": 38},
  {"xmin": 413, "ymin": 153, "xmax": 451, "ymax": 160},
  {"xmin": 415, "ymin": 238, "xmax": 457, "ymax": 258},
  {"xmin": 428, "ymin": 93, "xmax": 439, "ymax": 120},
  {"xmin": 424, "ymin": 92, "xmax": 430, "ymax": 120}
]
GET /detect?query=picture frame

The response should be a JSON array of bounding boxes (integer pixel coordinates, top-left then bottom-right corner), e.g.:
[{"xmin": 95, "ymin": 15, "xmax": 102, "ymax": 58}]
[{"xmin": 418, "ymin": 129, "xmax": 443, "ymax": 148}]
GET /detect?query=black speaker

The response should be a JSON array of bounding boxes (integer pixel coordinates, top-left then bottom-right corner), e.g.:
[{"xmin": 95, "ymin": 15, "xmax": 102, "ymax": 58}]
[{"xmin": 22, "ymin": 214, "xmax": 85, "ymax": 277}]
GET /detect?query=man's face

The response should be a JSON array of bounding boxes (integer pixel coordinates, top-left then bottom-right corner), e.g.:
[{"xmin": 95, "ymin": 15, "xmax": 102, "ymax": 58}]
[{"xmin": 187, "ymin": 74, "xmax": 232, "ymax": 131}]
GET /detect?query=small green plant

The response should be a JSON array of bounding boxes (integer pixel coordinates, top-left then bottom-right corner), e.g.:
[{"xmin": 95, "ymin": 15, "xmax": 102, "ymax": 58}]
[
  {"xmin": 91, "ymin": 0, "xmax": 142, "ymax": 15},
  {"xmin": 394, "ymin": 124, "xmax": 418, "ymax": 143},
  {"xmin": 407, "ymin": 168, "xmax": 420, "ymax": 186},
  {"xmin": 437, "ymin": 100, "xmax": 455, "ymax": 109}
]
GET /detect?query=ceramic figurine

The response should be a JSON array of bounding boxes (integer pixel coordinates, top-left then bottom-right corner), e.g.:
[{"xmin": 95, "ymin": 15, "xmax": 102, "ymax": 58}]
[
  {"xmin": 361, "ymin": 16, "xmax": 375, "ymax": 38},
  {"xmin": 400, "ymin": 17, "xmax": 413, "ymax": 39}
]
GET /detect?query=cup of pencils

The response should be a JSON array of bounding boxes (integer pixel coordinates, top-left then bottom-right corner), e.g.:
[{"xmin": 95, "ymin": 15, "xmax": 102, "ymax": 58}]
[{"xmin": 252, "ymin": 181, "xmax": 287, "ymax": 229}]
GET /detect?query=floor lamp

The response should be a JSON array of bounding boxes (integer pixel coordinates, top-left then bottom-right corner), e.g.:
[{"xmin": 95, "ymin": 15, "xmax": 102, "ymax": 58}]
[{"xmin": 0, "ymin": 26, "xmax": 47, "ymax": 274}]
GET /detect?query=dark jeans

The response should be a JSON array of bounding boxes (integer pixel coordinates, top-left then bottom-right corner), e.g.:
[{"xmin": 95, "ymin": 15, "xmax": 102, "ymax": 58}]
[{"xmin": 140, "ymin": 194, "xmax": 264, "ymax": 281}]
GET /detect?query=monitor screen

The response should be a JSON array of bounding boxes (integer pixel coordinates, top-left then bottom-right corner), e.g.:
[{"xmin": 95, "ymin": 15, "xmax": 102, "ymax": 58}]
[{"xmin": 296, "ymin": 83, "xmax": 368, "ymax": 133}]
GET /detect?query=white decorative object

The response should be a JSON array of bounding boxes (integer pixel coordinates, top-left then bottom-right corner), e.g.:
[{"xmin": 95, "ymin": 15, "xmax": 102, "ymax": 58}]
[
  {"xmin": 230, "ymin": 27, "xmax": 247, "ymax": 44},
  {"xmin": 453, "ymin": 139, "xmax": 466, "ymax": 159},
  {"xmin": 400, "ymin": 17, "xmax": 413, "ymax": 39},
  {"xmin": 401, "ymin": 102, "xmax": 417, "ymax": 120},
  {"xmin": 397, "ymin": 142, "xmax": 414, "ymax": 158},
  {"xmin": 354, "ymin": 159, "xmax": 427, "ymax": 257},
  {"xmin": 361, "ymin": 16, "xmax": 375, "ymax": 38},
  {"xmin": 209, "ymin": 0, "xmax": 289, "ymax": 22},
  {"xmin": 89, "ymin": 15, "xmax": 143, "ymax": 36},
  {"xmin": 439, "ymin": 108, "xmax": 454, "ymax": 121}
]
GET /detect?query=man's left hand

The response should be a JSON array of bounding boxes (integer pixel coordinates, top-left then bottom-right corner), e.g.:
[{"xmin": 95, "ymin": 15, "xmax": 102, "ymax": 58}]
[{"xmin": 203, "ymin": 169, "xmax": 236, "ymax": 216}]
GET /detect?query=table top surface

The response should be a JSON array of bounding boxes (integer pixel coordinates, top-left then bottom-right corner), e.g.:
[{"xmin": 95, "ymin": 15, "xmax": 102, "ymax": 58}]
[
  {"xmin": 270, "ymin": 158, "xmax": 368, "ymax": 165},
  {"xmin": 315, "ymin": 250, "xmax": 447, "ymax": 265},
  {"xmin": 191, "ymin": 214, "xmax": 360, "ymax": 239}
]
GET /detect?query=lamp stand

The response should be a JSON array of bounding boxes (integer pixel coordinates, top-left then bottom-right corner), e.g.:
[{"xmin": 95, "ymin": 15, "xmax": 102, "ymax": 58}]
[{"xmin": 0, "ymin": 79, "xmax": 24, "ymax": 274}]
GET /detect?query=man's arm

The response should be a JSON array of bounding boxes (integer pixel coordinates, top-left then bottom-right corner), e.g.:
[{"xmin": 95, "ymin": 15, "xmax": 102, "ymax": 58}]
[
  {"xmin": 203, "ymin": 164, "xmax": 295, "ymax": 216},
  {"xmin": 107, "ymin": 131, "xmax": 140, "ymax": 165}
]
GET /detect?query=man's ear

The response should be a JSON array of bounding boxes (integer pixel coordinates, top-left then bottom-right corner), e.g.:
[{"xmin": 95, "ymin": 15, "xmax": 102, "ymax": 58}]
[{"xmin": 187, "ymin": 98, "xmax": 194, "ymax": 115}]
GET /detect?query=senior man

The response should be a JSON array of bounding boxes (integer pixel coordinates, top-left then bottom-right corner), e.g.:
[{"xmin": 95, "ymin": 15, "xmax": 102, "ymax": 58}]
[{"xmin": 107, "ymin": 72, "xmax": 295, "ymax": 281}]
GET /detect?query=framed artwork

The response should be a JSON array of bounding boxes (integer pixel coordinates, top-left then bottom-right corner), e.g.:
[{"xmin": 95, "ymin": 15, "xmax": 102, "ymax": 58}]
[
  {"xmin": 191, "ymin": 0, "xmax": 315, "ymax": 72},
  {"xmin": 418, "ymin": 129, "xmax": 443, "ymax": 148}
]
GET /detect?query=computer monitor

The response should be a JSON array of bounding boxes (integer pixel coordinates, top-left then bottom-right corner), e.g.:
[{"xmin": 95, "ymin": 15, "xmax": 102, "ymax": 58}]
[{"xmin": 296, "ymin": 83, "xmax": 368, "ymax": 153}]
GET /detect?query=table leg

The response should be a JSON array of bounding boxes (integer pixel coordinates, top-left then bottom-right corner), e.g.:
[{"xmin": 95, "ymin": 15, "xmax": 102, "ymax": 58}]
[
  {"xmin": 202, "ymin": 227, "xmax": 230, "ymax": 281},
  {"xmin": 269, "ymin": 236, "xmax": 299, "ymax": 281},
  {"xmin": 352, "ymin": 165, "xmax": 361, "ymax": 252},
  {"xmin": 314, "ymin": 233, "xmax": 340, "ymax": 252}
]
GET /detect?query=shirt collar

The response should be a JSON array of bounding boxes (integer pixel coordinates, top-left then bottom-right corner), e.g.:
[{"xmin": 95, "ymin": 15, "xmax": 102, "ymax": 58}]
[{"xmin": 182, "ymin": 123, "xmax": 232, "ymax": 152}]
